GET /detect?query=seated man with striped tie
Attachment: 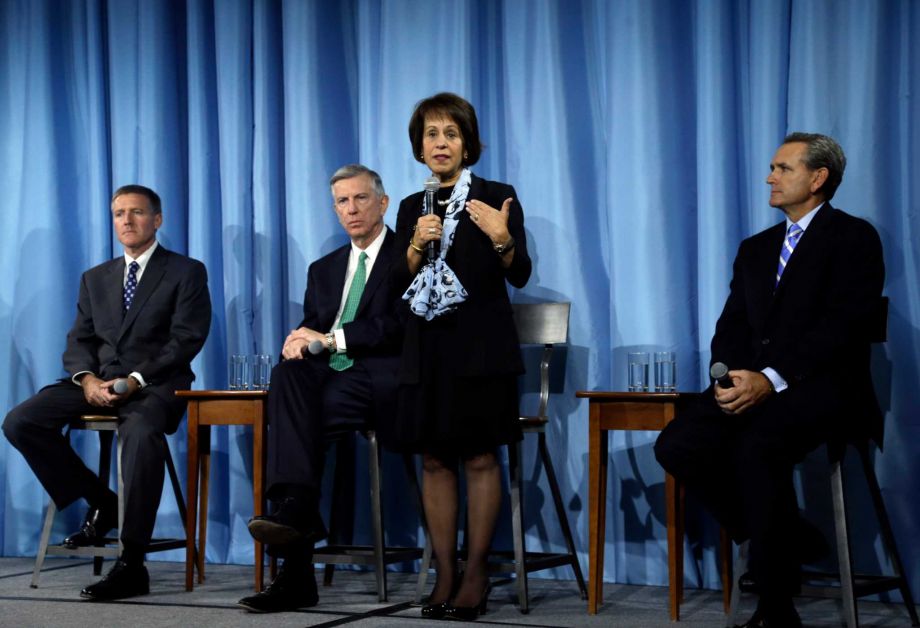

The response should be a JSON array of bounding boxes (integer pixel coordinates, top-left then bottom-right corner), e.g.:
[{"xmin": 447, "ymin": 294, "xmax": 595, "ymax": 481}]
[
  {"xmin": 239, "ymin": 164, "xmax": 402, "ymax": 613},
  {"xmin": 654, "ymin": 133, "xmax": 885, "ymax": 628},
  {"xmin": 3, "ymin": 185, "xmax": 212, "ymax": 601}
]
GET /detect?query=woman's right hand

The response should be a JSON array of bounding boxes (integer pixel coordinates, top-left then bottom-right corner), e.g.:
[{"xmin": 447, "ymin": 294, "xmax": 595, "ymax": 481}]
[{"xmin": 411, "ymin": 214, "xmax": 444, "ymax": 249}]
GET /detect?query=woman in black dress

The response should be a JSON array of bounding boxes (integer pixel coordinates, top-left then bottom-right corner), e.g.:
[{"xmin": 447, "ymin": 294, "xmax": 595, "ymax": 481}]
[{"xmin": 390, "ymin": 93, "xmax": 531, "ymax": 620}]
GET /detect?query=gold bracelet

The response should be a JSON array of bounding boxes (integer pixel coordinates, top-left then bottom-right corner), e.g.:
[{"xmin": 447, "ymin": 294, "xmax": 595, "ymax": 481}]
[{"xmin": 409, "ymin": 240, "xmax": 425, "ymax": 254}]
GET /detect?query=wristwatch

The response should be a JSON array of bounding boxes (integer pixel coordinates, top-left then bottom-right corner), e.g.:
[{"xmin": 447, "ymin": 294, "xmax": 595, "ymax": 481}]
[
  {"xmin": 493, "ymin": 236, "xmax": 515, "ymax": 255},
  {"xmin": 324, "ymin": 332, "xmax": 336, "ymax": 353}
]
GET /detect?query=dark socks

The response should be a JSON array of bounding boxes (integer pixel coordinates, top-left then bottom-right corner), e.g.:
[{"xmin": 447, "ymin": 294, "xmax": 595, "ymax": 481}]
[{"xmin": 120, "ymin": 541, "xmax": 145, "ymax": 567}]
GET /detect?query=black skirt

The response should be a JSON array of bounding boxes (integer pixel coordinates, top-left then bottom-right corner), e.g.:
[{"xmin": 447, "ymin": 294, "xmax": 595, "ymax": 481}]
[{"xmin": 387, "ymin": 310, "xmax": 522, "ymax": 458}]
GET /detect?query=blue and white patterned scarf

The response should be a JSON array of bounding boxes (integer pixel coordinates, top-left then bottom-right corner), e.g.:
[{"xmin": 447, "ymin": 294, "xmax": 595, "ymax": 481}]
[{"xmin": 402, "ymin": 168, "xmax": 471, "ymax": 320}]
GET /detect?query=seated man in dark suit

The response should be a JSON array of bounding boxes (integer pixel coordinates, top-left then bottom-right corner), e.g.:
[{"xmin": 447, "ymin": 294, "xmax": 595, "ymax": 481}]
[
  {"xmin": 238, "ymin": 164, "xmax": 401, "ymax": 613},
  {"xmin": 3, "ymin": 185, "xmax": 212, "ymax": 600},
  {"xmin": 654, "ymin": 133, "xmax": 884, "ymax": 628}
]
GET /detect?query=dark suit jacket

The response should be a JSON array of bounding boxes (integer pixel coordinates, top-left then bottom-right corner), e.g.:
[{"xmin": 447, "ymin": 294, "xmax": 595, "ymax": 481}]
[
  {"xmin": 709, "ymin": 204, "xmax": 885, "ymax": 442},
  {"xmin": 393, "ymin": 173, "xmax": 532, "ymax": 382},
  {"xmin": 298, "ymin": 227, "xmax": 402, "ymax": 424},
  {"xmin": 62, "ymin": 244, "xmax": 212, "ymax": 431}
]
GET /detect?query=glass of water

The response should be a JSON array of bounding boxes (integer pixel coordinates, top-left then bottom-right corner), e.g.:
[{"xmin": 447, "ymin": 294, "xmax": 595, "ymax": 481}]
[
  {"xmin": 627, "ymin": 352, "xmax": 650, "ymax": 392},
  {"xmin": 654, "ymin": 351, "xmax": 677, "ymax": 392}
]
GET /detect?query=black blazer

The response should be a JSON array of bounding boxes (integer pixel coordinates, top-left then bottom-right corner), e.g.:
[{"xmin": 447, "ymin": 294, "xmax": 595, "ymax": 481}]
[
  {"xmin": 710, "ymin": 204, "xmax": 885, "ymax": 441},
  {"xmin": 393, "ymin": 173, "xmax": 532, "ymax": 382},
  {"xmin": 62, "ymin": 244, "xmax": 212, "ymax": 429},
  {"xmin": 298, "ymin": 227, "xmax": 402, "ymax": 423}
]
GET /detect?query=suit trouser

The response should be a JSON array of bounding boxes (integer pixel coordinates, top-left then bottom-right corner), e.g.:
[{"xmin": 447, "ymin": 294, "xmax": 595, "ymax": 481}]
[
  {"xmin": 264, "ymin": 358, "xmax": 370, "ymax": 502},
  {"xmin": 3, "ymin": 382, "xmax": 173, "ymax": 546},
  {"xmin": 654, "ymin": 389, "xmax": 834, "ymax": 599}
]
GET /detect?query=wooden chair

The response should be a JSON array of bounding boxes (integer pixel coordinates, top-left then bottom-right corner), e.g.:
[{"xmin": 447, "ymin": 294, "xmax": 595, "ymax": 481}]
[
  {"xmin": 31, "ymin": 413, "xmax": 189, "ymax": 587},
  {"xmin": 727, "ymin": 297, "xmax": 919, "ymax": 627}
]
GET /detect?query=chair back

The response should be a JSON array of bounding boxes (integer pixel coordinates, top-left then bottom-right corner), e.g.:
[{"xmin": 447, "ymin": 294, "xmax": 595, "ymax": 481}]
[
  {"xmin": 513, "ymin": 302, "xmax": 571, "ymax": 425},
  {"xmin": 513, "ymin": 302, "xmax": 570, "ymax": 345}
]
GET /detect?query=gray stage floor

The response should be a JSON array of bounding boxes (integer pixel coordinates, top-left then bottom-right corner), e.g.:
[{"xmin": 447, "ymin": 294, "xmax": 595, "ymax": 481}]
[{"xmin": 0, "ymin": 556, "xmax": 914, "ymax": 627}]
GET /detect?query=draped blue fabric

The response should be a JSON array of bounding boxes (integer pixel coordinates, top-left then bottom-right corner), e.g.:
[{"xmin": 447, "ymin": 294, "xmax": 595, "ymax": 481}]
[{"xmin": 2, "ymin": 0, "xmax": 918, "ymax": 599}]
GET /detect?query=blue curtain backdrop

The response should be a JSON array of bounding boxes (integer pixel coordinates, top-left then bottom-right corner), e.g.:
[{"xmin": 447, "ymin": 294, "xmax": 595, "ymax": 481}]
[{"xmin": 2, "ymin": 0, "xmax": 918, "ymax": 599}]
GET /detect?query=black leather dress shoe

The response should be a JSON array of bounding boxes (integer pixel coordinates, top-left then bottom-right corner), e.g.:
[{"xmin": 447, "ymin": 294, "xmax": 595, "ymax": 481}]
[
  {"xmin": 63, "ymin": 505, "xmax": 118, "ymax": 548},
  {"xmin": 80, "ymin": 560, "xmax": 149, "ymax": 600},
  {"xmin": 247, "ymin": 498, "xmax": 327, "ymax": 546},
  {"xmin": 237, "ymin": 564, "xmax": 318, "ymax": 613}
]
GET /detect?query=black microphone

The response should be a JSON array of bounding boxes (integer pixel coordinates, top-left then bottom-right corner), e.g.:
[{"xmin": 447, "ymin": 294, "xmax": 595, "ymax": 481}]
[
  {"xmin": 112, "ymin": 378, "xmax": 130, "ymax": 394},
  {"xmin": 423, "ymin": 176, "xmax": 440, "ymax": 262},
  {"xmin": 709, "ymin": 362, "xmax": 734, "ymax": 388},
  {"xmin": 307, "ymin": 339, "xmax": 325, "ymax": 355}
]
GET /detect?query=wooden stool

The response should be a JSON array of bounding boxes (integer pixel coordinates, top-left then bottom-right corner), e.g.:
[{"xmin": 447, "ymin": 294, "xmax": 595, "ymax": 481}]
[{"xmin": 30, "ymin": 414, "xmax": 188, "ymax": 587}]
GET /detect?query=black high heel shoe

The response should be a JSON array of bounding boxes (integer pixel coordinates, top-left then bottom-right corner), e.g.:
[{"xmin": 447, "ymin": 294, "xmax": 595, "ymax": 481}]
[
  {"xmin": 444, "ymin": 584, "xmax": 491, "ymax": 622},
  {"xmin": 421, "ymin": 601, "xmax": 451, "ymax": 619}
]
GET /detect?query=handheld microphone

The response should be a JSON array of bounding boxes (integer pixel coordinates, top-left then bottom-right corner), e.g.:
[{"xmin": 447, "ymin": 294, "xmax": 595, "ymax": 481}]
[
  {"xmin": 423, "ymin": 176, "xmax": 440, "ymax": 262},
  {"xmin": 709, "ymin": 362, "xmax": 734, "ymax": 389},
  {"xmin": 307, "ymin": 339, "xmax": 325, "ymax": 355},
  {"xmin": 112, "ymin": 378, "xmax": 130, "ymax": 394}
]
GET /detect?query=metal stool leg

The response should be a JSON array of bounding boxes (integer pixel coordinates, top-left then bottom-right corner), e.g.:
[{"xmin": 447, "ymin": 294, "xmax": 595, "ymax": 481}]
[
  {"xmin": 30, "ymin": 500, "xmax": 58, "ymax": 588},
  {"xmin": 508, "ymin": 440, "xmax": 529, "ymax": 613},
  {"xmin": 367, "ymin": 431, "xmax": 387, "ymax": 602},
  {"xmin": 830, "ymin": 458, "xmax": 858, "ymax": 628},
  {"xmin": 857, "ymin": 446, "xmax": 919, "ymax": 626},
  {"xmin": 538, "ymin": 432, "xmax": 587, "ymax": 598},
  {"xmin": 406, "ymin": 453, "xmax": 432, "ymax": 605},
  {"xmin": 726, "ymin": 540, "xmax": 748, "ymax": 628}
]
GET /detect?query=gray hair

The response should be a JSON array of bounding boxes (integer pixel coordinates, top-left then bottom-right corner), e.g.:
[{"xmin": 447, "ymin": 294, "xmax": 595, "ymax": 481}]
[
  {"xmin": 329, "ymin": 164, "xmax": 386, "ymax": 198},
  {"xmin": 783, "ymin": 132, "xmax": 847, "ymax": 201}
]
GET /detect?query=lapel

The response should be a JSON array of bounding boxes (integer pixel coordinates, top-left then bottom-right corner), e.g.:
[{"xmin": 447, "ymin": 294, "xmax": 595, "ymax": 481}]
[
  {"xmin": 105, "ymin": 258, "xmax": 127, "ymax": 326},
  {"xmin": 355, "ymin": 228, "xmax": 394, "ymax": 318},
  {"xmin": 321, "ymin": 245, "xmax": 350, "ymax": 329},
  {"xmin": 118, "ymin": 245, "xmax": 169, "ymax": 340}
]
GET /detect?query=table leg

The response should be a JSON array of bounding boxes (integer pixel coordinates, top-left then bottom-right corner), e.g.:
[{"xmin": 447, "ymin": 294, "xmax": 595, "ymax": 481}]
[
  {"xmin": 185, "ymin": 403, "xmax": 200, "ymax": 592},
  {"xmin": 198, "ymin": 426, "xmax": 211, "ymax": 583},
  {"xmin": 588, "ymin": 408, "xmax": 608, "ymax": 614}
]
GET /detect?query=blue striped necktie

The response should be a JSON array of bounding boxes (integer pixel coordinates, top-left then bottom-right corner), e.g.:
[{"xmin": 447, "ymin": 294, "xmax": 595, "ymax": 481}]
[{"xmin": 775, "ymin": 223, "xmax": 803, "ymax": 286}]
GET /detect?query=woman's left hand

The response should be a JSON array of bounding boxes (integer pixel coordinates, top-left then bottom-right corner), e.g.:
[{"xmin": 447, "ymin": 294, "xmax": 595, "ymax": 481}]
[{"xmin": 466, "ymin": 197, "xmax": 512, "ymax": 247}]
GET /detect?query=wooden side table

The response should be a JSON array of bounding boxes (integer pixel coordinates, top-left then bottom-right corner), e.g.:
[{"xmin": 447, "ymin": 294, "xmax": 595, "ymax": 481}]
[
  {"xmin": 176, "ymin": 390, "xmax": 268, "ymax": 592},
  {"xmin": 575, "ymin": 391, "xmax": 732, "ymax": 620}
]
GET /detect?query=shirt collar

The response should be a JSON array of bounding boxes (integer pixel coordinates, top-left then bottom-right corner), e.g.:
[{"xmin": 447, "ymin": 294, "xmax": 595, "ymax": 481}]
[
  {"xmin": 787, "ymin": 202, "xmax": 824, "ymax": 232},
  {"xmin": 351, "ymin": 226, "xmax": 386, "ymax": 261},
  {"xmin": 124, "ymin": 240, "xmax": 159, "ymax": 271}
]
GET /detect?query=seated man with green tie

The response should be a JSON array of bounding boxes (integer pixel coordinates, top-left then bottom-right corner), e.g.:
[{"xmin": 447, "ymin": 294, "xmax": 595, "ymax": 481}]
[{"xmin": 239, "ymin": 164, "xmax": 402, "ymax": 613}]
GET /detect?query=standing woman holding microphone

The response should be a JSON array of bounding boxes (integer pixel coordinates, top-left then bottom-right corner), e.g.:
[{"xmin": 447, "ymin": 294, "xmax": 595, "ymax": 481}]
[{"xmin": 387, "ymin": 93, "xmax": 531, "ymax": 621}]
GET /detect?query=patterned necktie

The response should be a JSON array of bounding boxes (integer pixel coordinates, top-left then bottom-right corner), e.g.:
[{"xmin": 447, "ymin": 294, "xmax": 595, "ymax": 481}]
[
  {"xmin": 775, "ymin": 223, "xmax": 803, "ymax": 286},
  {"xmin": 329, "ymin": 251, "xmax": 368, "ymax": 371},
  {"xmin": 123, "ymin": 261, "xmax": 140, "ymax": 311}
]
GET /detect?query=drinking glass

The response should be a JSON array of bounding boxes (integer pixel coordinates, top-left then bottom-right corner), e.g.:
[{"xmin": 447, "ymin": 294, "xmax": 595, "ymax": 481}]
[
  {"xmin": 654, "ymin": 351, "xmax": 677, "ymax": 392},
  {"xmin": 627, "ymin": 352, "xmax": 650, "ymax": 392}
]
